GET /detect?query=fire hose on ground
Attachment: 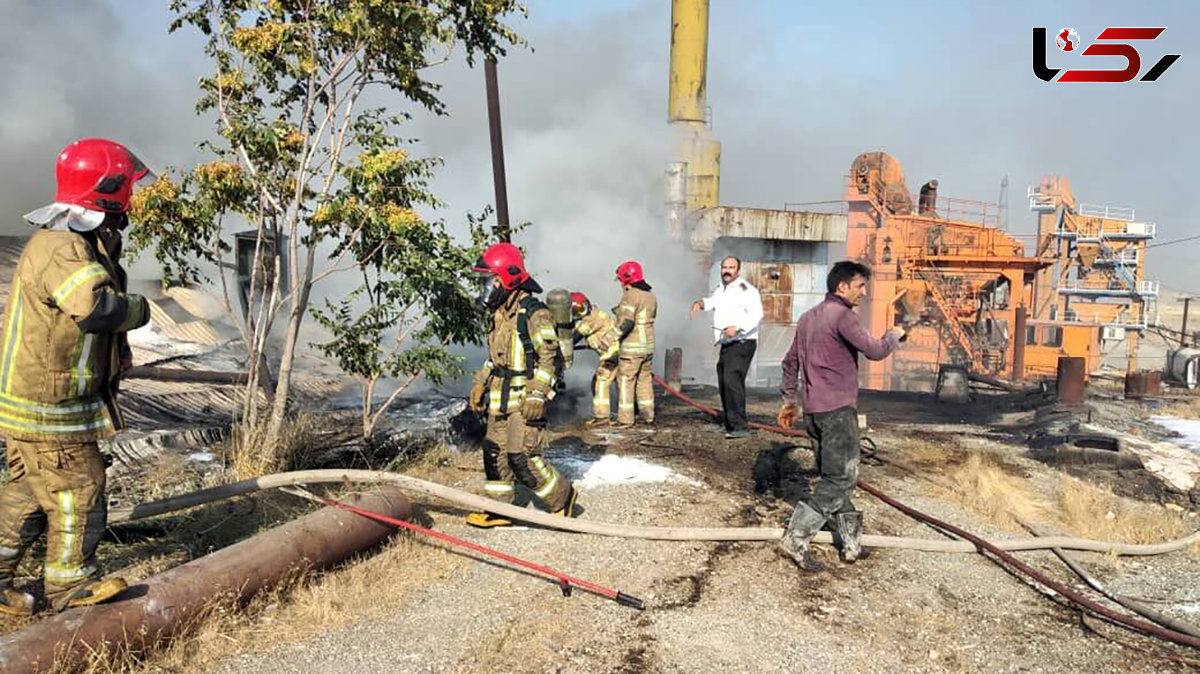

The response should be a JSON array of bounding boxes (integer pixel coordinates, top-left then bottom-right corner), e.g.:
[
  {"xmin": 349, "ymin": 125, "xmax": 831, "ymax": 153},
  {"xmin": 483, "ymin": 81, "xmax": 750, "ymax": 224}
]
[
  {"xmin": 649, "ymin": 373, "xmax": 1200, "ymax": 650},
  {"xmin": 108, "ymin": 468, "xmax": 1200, "ymax": 555}
]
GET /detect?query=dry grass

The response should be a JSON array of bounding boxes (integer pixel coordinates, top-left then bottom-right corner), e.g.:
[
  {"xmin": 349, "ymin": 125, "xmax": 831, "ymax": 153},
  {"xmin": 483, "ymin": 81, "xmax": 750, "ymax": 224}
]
[
  {"xmin": 226, "ymin": 412, "xmax": 324, "ymax": 479},
  {"xmin": 896, "ymin": 435, "xmax": 962, "ymax": 468},
  {"xmin": 943, "ymin": 454, "xmax": 1052, "ymax": 532},
  {"xmin": 1053, "ymin": 475, "xmax": 1195, "ymax": 550},
  {"xmin": 1158, "ymin": 395, "xmax": 1200, "ymax": 420}
]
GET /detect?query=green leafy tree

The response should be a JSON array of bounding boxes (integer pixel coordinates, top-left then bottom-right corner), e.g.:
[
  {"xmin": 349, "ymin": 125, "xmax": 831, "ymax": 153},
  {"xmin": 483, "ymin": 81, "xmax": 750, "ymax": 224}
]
[
  {"xmin": 311, "ymin": 202, "xmax": 492, "ymax": 437},
  {"xmin": 131, "ymin": 0, "xmax": 523, "ymax": 452}
]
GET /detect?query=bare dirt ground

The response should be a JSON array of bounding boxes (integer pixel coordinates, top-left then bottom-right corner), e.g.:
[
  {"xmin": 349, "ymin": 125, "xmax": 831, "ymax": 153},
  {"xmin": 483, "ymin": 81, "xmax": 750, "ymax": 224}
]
[{"xmin": 190, "ymin": 386, "xmax": 1200, "ymax": 674}]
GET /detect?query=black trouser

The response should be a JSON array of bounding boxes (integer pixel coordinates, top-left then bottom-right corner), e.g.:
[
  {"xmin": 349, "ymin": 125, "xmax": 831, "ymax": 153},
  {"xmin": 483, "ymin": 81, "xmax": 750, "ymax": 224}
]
[
  {"xmin": 781, "ymin": 406, "xmax": 861, "ymax": 550},
  {"xmin": 716, "ymin": 339, "xmax": 756, "ymax": 431},
  {"xmin": 805, "ymin": 406, "xmax": 860, "ymax": 517}
]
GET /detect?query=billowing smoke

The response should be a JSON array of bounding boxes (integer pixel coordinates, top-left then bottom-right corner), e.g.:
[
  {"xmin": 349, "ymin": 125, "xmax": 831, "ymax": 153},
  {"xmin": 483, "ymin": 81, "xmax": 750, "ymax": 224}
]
[
  {"xmin": 391, "ymin": 3, "xmax": 718, "ymax": 389},
  {"xmin": 0, "ymin": 0, "xmax": 209, "ymax": 249}
]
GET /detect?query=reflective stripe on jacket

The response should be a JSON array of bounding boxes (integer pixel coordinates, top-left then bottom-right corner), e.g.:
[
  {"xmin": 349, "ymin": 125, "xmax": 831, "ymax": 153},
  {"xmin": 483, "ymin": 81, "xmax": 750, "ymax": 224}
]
[
  {"xmin": 473, "ymin": 290, "xmax": 560, "ymax": 416},
  {"xmin": 616, "ymin": 286, "xmax": 656, "ymax": 356},
  {"xmin": 0, "ymin": 229, "xmax": 150, "ymax": 441}
]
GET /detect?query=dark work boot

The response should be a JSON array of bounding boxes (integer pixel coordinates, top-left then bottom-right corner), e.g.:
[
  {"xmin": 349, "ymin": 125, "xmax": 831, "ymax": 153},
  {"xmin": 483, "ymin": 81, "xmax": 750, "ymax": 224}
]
[
  {"xmin": 0, "ymin": 588, "xmax": 35, "ymax": 617},
  {"xmin": 50, "ymin": 577, "xmax": 128, "ymax": 613},
  {"xmin": 777, "ymin": 503, "xmax": 827, "ymax": 572},
  {"xmin": 833, "ymin": 511, "xmax": 864, "ymax": 563},
  {"xmin": 552, "ymin": 485, "xmax": 580, "ymax": 519}
]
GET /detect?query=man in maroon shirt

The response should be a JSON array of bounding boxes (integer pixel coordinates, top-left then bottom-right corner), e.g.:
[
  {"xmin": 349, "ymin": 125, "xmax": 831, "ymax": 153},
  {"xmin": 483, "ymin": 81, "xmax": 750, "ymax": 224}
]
[{"xmin": 776, "ymin": 261, "xmax": 905, "ymax": 571}]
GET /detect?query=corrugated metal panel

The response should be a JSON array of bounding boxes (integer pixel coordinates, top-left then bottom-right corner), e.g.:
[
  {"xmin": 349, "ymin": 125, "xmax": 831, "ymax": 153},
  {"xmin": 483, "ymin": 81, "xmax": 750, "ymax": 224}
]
[
  {"xmin": 160, "ymin": 321, "xmax": 224, "ymax": 346},
  {"xmin": 692, "ymin": 207, "xmax": 847, "ymax": 252}
]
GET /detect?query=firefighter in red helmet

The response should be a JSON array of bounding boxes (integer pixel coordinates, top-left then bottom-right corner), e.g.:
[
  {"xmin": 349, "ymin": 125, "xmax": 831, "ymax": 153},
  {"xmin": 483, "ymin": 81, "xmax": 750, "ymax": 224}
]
[
  {"xmin": 466, "ymin": 243, "xmax": 578, "ymax": 527},
  {"xmin": 0, "ymin": 139, "xmax": 153, "ymax": 615},
  {"xmin": 613, "ymin": 261, "xmax": 657, "ymax": 429}
]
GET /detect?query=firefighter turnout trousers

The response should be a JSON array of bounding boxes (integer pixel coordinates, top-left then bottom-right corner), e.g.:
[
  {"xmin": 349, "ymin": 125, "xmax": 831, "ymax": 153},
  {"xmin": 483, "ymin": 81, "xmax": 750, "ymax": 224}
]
[
  {"xmin": 591, "ymin": 358, "xmax": 618, "ymax": 421},
  {"xmin": 617, "ymin": 354, "xmax": 654, "ymax": 425},
  {"xmin": 482, "ymin": 408, "xmax": 571, "ymax": 511},
  {"xmin": 0, "ymin": 440, "xmax": 106, "ymax": 599}
]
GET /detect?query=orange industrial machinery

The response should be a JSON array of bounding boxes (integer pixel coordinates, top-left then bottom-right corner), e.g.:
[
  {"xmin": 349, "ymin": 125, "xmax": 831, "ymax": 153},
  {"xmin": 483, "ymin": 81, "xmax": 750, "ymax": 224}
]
[
  {"xmin": 1027, "ymin": 177, "xmax": 1157, "ymax": 372},
  {"xmin": 845, "ymin": 152, "xmax": 1102, "ymax": 392}
]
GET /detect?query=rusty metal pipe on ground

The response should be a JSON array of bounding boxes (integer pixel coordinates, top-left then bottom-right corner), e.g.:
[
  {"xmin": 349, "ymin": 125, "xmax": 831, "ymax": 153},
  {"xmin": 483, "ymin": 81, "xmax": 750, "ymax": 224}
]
[
  {"xmin": 967, "ymin": 372, "xmax": 1039, "ymax": 394},
  {"xmin": 0, "ymin": 488, "xmax": 410, "ymax": 674},
  {"xmin": 125, "ymin": 365, "xmax": 252, "ymax": 386}
]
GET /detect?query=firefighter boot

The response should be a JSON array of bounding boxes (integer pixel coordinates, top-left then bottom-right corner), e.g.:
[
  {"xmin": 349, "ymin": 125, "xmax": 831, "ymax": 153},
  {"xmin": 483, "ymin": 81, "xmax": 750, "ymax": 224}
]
[
  {"xmin": 552, "ymin": 485, "xmax": 579, "ymax": 518},
  {"xmin": 0, "ymin": 588, "xmax": 35, "ymax": 617},
  {"xmin": 833, "ymin": 511, "xmax": 864, "ymax": 563},
  {"xmin": 51, "ymin": 576, "xmax": 128, "ymax": 612},
  {"xmin": 778, "ymin": 503, "xmax": 827, "ymax": 572},
  {"xmin": 466, "ymin": 512, "xmax": 514, "ymax": 528}
]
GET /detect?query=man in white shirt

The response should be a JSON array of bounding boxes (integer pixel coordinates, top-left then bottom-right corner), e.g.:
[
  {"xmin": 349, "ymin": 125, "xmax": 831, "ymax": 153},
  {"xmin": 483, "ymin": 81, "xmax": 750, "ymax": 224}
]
[{"xmin": 690, "ymin": 256, "xmax": 764, "ymax": 438}]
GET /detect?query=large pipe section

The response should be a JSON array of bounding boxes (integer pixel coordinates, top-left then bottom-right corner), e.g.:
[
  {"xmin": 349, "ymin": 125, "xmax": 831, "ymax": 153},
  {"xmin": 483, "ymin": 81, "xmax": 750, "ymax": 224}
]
[
  {"xmin": 0, "ymin": 488, "xmax": 410, "ymax": 674},
  {"xmin": 668, "ymin": 0, "xmax": 720, "ymax": 213},
  {"xmin": 1166, "ymin": 347, "xmax": 1200, "ymax": 389},
  {"xmin": 665, "ymin": 161, "xmax": 688, "ymax": 239},
  {"xmin": 668, "ymin": 0, "xmax": 708, "ymax": 125},
  {"xmin": 125, "ymin": 366, "xmax": 251, "ymax": 386}
]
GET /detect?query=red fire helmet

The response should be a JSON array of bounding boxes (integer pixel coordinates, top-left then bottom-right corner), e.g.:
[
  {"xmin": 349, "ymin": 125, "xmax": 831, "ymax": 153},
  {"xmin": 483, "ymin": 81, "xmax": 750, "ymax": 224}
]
[
  {"xmin": 472, "ymin": 243, "xmax": 531, "ymax": 290},
  {"xmin": 615, "ymin": 260, "xmax": 644, "ymax": 286},
  {"xmin": 55, "ymin": 138, "xmax": 152, "ymax": 214}
]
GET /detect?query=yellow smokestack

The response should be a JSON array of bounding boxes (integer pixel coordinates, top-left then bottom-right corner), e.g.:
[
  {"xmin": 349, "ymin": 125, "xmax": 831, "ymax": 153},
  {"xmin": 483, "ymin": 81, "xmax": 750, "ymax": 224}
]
[
  {"xmin": 668, "ymin": 0, "xmax": 720, "ymax": 213},
  {"xmin": 669, "ymin": 0, "xmax": 708, "ymax": 125}
]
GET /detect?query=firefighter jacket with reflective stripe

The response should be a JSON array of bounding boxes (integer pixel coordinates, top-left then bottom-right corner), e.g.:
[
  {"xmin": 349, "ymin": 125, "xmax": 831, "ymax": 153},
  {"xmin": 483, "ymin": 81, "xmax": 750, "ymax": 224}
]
[
  {"xmin": 0, "ymin": 229, "xmax": 150, "ymax": 441},
  {"xmin": 616, "ymin": 286, "xmax": 656, "ymax": 357},
  {"xmin": 472, "ymin": 290, "xmax": 559, "ymax": 416},
  {"xmin": 575, "ymin": 309, "xmax": 620, "ymax": 362}
]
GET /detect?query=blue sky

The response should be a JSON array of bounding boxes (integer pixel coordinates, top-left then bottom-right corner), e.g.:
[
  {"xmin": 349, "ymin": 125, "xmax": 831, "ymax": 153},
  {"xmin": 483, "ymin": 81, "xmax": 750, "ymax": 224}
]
[{"xmin": 6, "ymin": 1, "xmax": 1199, "ymax": 295}]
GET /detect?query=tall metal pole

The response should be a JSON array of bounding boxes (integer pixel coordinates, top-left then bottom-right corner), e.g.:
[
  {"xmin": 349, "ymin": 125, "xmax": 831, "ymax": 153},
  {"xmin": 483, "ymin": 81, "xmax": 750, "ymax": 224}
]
[
  {"xmin": 484, "ymin": 58, "xmax": 510, "ymax": 243},
  {"xmin": 1012, "ymin": 305, "xmax": 1027, "ymax": 381},
  {"xmin": 1183, "ymin": 297, "xmax": 1192, "ymax": 347}
]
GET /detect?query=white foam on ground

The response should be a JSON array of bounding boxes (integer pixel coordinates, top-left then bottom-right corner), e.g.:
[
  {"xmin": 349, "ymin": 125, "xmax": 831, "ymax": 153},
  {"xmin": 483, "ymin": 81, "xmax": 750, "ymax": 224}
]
[
  {"xmin": 1152, "ymin": 416, "xmax": 1200, "ymax": 454},
  {"xmin": 554, "ymin": 454, "xmax": 698, "ymax": 489}
]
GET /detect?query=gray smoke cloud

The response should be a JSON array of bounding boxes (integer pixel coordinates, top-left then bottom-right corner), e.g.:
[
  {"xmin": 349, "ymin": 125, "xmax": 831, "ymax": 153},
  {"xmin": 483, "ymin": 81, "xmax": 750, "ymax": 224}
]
[
  {"xmin": 0, "ymin": 0, "xmax": 210, "ymax": 243},
  {"xmin": 4, "ymin": 0, "xmax": 1197, "ymax": 391}
]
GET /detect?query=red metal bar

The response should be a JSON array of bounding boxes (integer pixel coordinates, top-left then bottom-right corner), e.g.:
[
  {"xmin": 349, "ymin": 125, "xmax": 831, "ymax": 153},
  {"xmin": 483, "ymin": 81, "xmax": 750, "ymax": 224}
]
[{"xmin": 318, "ymin": 494, "xmax": 644, "ymax": 610}]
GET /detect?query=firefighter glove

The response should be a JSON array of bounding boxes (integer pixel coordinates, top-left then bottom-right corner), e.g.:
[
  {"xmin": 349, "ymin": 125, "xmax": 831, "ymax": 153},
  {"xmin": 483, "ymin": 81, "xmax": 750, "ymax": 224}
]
[
  {"xmin": 469, "ymin": 379, "xmax": 488, "ymax": 414},
  {"xmin": 521, "ymin": 391, "xmax": 546, "ymax": 421},
  {"xmin": 777, "ymin": 402, "xmax": 800, "ymax": 430}
]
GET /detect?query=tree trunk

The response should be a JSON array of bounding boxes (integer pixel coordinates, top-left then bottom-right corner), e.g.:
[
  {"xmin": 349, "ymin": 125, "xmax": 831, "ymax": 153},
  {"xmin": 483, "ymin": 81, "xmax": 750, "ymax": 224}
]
[
  {"xmin": 362, "ymin": 378, "xmax": 376, "ymax": 438},
  {"xmin": 265, "ymin": 310, "xmax": 302, "ymax": 447}
]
